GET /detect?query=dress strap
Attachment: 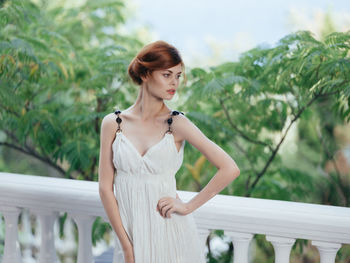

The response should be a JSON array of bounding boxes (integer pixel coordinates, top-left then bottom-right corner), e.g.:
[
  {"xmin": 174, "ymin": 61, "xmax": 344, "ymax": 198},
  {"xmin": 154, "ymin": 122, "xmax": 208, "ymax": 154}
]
[
  {"xmin": 114, "ymin": 109, "xmax": 184, "ymax": 134},
  {"xmin": 166, "ymin": 110, "xmax": 185, "ymax": 134},
  {"xmin": 114, "ymin": 110, "xmax": 122, "ymax": 133}
]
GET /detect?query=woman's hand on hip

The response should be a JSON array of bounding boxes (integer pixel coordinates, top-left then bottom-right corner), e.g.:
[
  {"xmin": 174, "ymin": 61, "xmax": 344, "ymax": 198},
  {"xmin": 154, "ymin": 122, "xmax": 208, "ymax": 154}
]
[{"xmin": 156, "ymin": 196, "xmax": 189, "ymax": 218}]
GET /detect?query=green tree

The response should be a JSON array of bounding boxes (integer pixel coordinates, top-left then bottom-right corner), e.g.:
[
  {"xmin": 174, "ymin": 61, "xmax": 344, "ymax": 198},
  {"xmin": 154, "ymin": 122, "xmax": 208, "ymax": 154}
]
[
  {"xmin": 181, "ymin": 31, "xmax": 350, "ymax": 201},
  {"xmin": 0, "ymin": 0, "xmax": 143, "ymax": 180}
]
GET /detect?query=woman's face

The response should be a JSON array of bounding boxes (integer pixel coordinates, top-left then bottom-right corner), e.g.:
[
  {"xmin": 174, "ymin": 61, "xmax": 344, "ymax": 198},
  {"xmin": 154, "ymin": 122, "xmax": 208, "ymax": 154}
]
[{"xmin": 142, "ymin": 63, "xmax": 183, "ymax": 100}]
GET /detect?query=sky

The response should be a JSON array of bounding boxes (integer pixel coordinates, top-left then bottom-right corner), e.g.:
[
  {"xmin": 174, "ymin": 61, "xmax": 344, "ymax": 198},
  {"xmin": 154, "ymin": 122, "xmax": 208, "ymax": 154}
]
[{"xmin": 121, "ymin": 0, "xmax": 350, "ymax": 68}]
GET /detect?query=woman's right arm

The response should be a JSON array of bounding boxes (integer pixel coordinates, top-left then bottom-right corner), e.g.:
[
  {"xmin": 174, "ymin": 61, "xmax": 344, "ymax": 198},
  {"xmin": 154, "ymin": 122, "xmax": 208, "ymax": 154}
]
[{"xmin": 98, "ymin": 114, "xmax": 133, "ymax": 252}]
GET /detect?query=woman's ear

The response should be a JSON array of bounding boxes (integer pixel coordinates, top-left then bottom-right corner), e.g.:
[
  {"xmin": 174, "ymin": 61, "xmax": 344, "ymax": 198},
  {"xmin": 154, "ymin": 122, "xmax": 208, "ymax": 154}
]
[
  {"xmin": 140, "ymin": 72, "xmax": 150, "ymax": 82},
  {"xmin": 140, "ymin": 75, "xmax": 148, "ymax": 83},
  {"xmin": 141, "ymin": 71, "xmax": 154, "ymax": 83}
]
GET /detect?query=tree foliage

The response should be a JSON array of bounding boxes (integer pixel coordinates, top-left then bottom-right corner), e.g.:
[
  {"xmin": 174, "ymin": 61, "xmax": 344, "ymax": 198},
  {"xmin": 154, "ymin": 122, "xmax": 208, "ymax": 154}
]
[
  {"xmin": 183, "ymin": 30, "xmax": 350, "ymax": 202},
  {"xmin": 0, "ymin": 0, "xmax": 142, "ymax": 180}
]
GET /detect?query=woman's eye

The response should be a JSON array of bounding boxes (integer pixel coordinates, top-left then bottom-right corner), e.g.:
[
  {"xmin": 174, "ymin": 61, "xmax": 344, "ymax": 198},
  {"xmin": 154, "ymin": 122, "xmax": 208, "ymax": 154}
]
[{"xmin": 163, "ymin": 74, "xmax": 181, "ymax": 79}]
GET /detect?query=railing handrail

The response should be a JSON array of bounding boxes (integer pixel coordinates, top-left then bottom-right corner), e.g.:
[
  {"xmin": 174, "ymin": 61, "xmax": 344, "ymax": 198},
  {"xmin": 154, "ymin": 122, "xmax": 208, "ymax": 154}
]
[{"xmin": 1, "ymin": 171, "xmax": 349, "ymax": 245}]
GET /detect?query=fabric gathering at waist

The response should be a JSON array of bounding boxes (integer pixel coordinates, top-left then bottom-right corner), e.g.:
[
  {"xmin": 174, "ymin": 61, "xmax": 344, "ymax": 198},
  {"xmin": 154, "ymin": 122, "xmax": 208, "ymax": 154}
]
[{"xmin": 114, "ymin": 169, "xmax": 177, "ymax": 182}]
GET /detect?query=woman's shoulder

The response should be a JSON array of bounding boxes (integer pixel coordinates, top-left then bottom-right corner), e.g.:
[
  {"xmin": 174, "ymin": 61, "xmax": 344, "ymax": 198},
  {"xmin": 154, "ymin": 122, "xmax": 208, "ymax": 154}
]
[
  {"xmin": 168, "ymin": 109, "xmax": 192, "ymax": 135},
  {"xmin": 102, "ymin": 111, "xmax": 118, "ymax": 122},
  {"xmin": 101, "ymin": 109, "xmax": 125, "ymax": 129},
  {"xmin": 100, "ymin": 112, "xmax": 117, "ymax": 132}
]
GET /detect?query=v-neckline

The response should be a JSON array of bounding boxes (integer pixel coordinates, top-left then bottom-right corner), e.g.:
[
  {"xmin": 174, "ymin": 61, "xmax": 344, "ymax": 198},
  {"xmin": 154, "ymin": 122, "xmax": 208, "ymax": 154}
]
[{"xmin": 117, "ymin": 131, "xmax": 176, "ymax": 159}]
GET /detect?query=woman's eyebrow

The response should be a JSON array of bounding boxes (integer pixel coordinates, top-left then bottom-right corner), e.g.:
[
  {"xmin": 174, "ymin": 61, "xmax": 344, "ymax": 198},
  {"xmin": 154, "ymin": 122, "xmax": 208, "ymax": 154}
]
[{"xmin": 164, "ymin": 70, "xmax": 182, "ymax": 74}]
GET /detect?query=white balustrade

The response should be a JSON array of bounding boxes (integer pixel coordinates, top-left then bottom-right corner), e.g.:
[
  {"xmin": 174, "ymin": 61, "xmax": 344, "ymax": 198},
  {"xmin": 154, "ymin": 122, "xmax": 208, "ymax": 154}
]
[
  {"xmin": 71, "ymin": 214, "xmax": 96, "ymax": 263},
  {"xmin": 33, "ymin": 209, "xmax": 59, "ymax": 263},
  {"xmin": 197, "ymin": 228, "xmax": 211, "ymax": 253},
  {"xmin": 311, "ymin": 240, "xmax": 342, "ymax": 263},
  {"xmin": 266, "ymin": 235, "xmax": 295, "ymax": 263},
  {"xmin": 226, "ymin": 231, "xmax": 254, "ymax": 263},
  {"xmin": 0, "ymin": 171, "xmax": 350, "ymax": 263},
  {"xmin": 2, "ymin": 206, "xmax": 22, "ymax": 263}
]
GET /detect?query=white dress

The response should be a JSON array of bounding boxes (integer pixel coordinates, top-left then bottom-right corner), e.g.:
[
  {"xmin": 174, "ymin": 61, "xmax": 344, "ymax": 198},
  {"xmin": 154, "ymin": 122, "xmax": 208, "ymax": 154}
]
[{"xmin": 112, "ymin": 109, "xmax": 206, "ymax": 263}]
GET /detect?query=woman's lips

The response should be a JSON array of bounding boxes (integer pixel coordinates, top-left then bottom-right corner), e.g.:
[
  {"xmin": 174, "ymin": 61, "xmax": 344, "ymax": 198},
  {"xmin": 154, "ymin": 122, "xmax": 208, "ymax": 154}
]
[{"xmin": 167, "ymin": 89, "xmax": 176, "ymax": 94}]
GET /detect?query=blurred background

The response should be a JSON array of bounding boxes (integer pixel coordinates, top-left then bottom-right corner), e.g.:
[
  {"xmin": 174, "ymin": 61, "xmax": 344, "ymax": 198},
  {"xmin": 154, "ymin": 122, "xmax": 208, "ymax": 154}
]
[{"xmin": 0, "ymin": 0, "xmax": 350, "ymax": 262}]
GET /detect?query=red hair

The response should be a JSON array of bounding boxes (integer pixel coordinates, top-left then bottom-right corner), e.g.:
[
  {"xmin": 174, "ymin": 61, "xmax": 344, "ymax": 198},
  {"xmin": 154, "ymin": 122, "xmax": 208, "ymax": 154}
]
[{"xmin": 127, "ymin": 40, "xmax": 187, "ymax": 86}]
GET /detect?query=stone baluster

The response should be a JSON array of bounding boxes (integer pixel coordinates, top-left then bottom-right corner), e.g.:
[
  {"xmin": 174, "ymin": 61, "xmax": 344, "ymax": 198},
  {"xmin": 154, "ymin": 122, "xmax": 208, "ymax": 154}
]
[
  {"xmin": 71, "ymin": 214, "xmax": 96, "ymax": 263},
  {"xmin": 32, "ymin": 208, "xmax": 59, "ymax": 263},
  {"xmin": 197, "ymin": 228, "xmax": 211, "ymax": 254},
  {"xmin": 312, "ymin": 240, "xmax": 342, "ymax": 263},
  {"xmin": 1, "ymin": 206, "xmax": 22, "ymax": 263},
  {"xmin": 266, "ymin": 235, "xmax": 295, "ymax": 263},
  {"xmin": 226, "ymin": 231, "xmax": 254, "ymax": 263}
]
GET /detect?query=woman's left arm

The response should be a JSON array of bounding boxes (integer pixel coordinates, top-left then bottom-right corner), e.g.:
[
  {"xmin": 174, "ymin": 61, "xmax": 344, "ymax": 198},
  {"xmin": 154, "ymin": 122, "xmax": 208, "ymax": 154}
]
[{"xmin": 175, "ymin": 114, "xmax": 240, "ymax": 215}]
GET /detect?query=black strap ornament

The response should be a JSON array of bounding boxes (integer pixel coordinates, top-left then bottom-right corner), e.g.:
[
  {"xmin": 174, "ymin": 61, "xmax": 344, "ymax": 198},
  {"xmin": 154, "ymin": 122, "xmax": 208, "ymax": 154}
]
[
  {"xmin": 114, "ymin": 110, "xmax": 122, "ymax": 133},
  {"xmin": 114, "ymin": 109, "xmax": 184, "ymax": 134},
  {"xmin": 166, "ymin": 110, "xmax": 184, "ymax": 134}
]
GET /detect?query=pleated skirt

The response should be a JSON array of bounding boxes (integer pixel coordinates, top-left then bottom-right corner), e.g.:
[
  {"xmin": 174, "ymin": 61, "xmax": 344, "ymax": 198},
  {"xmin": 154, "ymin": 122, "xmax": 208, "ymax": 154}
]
[{"xmin": 114, "ymin": 171, "xmax": 206, "ymax": 263}]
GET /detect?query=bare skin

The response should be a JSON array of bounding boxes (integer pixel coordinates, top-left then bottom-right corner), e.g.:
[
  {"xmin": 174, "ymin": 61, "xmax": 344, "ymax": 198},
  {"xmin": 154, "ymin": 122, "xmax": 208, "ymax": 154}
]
[{"xmin": 98, "ymin": 63, "xmax": 240, "ymax": 262}]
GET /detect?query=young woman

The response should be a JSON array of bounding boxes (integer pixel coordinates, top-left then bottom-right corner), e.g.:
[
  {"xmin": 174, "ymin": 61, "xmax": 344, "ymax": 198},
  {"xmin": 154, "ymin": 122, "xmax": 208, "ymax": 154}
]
[{"xmin": 98, "ymin": 40, "xmax": 240, "ymax": 263}]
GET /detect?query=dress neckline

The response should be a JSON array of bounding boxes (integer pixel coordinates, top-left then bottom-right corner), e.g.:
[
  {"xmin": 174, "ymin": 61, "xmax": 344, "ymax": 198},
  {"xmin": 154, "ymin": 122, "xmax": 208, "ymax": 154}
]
[{"xmin": 115, "ymin": 130, "xmax": 184, "ymax": 159}]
